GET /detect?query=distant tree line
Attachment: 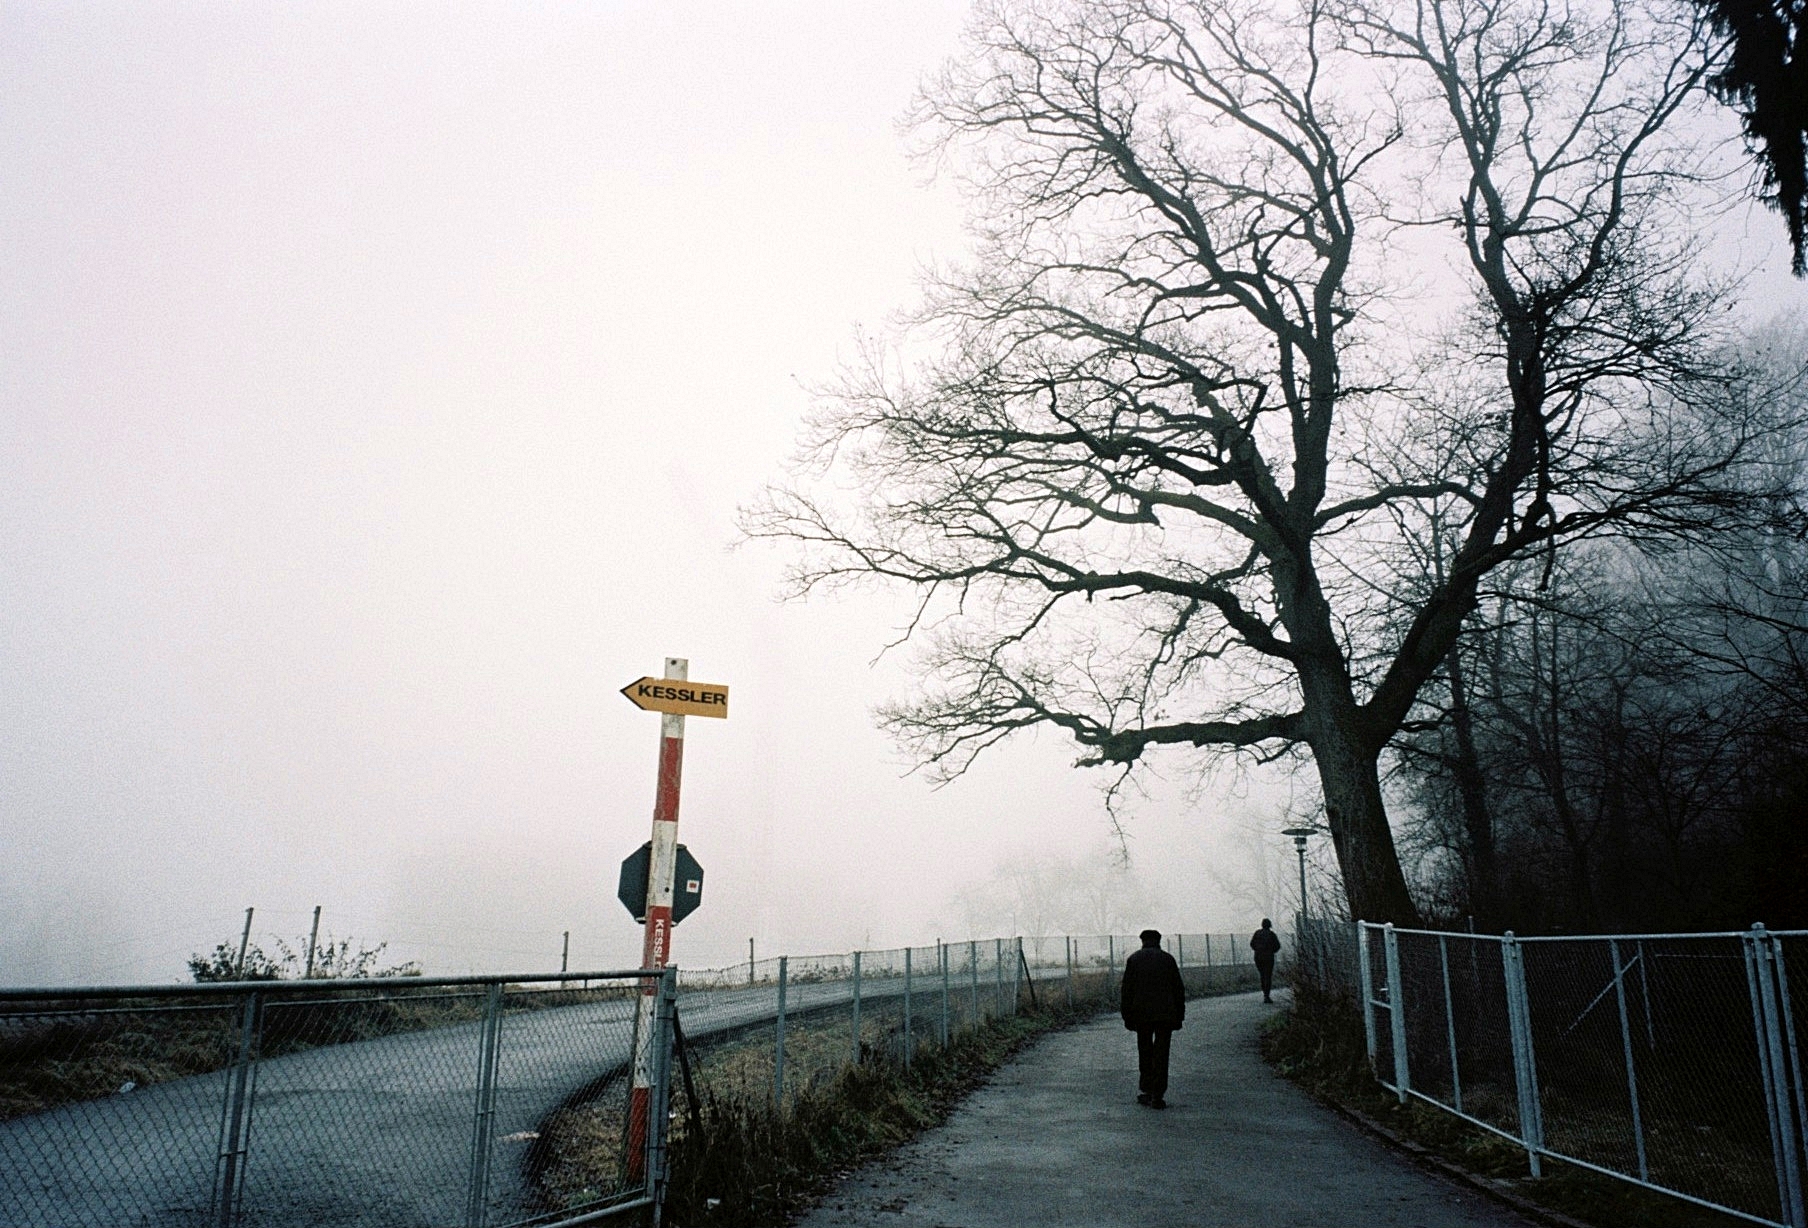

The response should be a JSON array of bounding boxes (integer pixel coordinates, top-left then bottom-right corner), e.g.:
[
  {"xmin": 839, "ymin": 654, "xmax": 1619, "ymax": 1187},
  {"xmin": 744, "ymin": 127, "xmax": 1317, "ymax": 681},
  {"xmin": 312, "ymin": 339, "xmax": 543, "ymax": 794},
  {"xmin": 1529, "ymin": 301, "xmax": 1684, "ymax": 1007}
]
[{"xmin": 1394, "ymin": 329, "xmax": 1808, "ymax": 931}]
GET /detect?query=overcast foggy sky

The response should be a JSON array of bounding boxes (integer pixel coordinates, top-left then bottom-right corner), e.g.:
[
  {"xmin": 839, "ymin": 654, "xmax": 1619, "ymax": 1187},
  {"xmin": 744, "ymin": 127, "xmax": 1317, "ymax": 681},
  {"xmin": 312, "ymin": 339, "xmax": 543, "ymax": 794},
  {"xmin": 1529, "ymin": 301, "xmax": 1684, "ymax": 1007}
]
[
  {"xmin": 5, "ymin": 3, "xmax": 1804, "ymax": 987},
  {"xmin": 0, "ymin": 1, "xmax": 1307, "ymax": 987}
]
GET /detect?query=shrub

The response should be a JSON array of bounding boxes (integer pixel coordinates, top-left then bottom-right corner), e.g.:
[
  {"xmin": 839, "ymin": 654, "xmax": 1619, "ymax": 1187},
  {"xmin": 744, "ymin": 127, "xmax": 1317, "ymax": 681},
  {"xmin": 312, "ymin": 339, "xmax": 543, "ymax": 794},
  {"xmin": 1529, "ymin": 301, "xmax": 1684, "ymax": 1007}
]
[{"xmin": 187, "ymin": 934, "xmax": 419, "ymax": 983}]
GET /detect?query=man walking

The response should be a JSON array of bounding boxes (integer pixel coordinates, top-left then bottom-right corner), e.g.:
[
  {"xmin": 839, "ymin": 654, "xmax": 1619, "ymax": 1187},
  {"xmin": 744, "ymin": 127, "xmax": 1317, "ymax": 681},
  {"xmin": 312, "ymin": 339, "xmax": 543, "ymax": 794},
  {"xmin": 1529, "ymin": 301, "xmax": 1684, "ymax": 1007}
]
[
  {"xmin": 1251, "ymin": 918, "xmax": 1282, "ymax": 1003},
  {"xmin": 1119, "ymin": 929, "xmax": 1186, "ymax": 1109}
]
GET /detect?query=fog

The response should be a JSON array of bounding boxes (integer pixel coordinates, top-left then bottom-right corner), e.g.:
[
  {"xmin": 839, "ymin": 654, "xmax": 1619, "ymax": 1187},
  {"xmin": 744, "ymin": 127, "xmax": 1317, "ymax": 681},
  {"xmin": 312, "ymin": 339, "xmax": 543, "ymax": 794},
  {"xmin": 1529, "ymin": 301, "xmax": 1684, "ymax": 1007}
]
[
  {"xmin": 8, "ymin": 3, "xmax": 1802, "ymax": 988},
  {"xmin": 0, "ymin": 1, "xmax": 1319, "ymax": 987}
]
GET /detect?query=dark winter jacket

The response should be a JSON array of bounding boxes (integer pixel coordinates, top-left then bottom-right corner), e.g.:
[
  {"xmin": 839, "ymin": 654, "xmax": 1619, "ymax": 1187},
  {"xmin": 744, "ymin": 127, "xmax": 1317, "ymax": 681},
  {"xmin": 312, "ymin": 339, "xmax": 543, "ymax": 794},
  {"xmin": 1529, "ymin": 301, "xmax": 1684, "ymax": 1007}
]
[
  {"xmin": 1250, "ymin": 927, "xmax": 1281, "ymax": 963},
  {"xmin": 1120, "ymin": 942, "xmax": 1186, "ymax": 1031}
]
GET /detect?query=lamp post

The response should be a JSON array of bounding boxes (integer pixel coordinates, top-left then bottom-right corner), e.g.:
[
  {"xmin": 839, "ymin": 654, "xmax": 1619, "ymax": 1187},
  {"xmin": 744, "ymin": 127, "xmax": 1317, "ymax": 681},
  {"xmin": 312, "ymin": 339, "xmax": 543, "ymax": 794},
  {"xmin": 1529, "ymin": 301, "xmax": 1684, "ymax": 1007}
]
[
  {"xmin": 1287, "ymin": 824, "xmax": 1316, "ymax": 933},
  {"xmin": 1281, "ymin": 826, "xmax": 1321, "ymax": 983}
]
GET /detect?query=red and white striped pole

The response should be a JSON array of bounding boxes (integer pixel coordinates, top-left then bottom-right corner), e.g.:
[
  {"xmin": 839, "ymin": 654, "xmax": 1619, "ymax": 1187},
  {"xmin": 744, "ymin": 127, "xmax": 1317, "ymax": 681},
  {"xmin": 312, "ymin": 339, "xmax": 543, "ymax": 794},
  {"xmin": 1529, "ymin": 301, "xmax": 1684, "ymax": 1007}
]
[{"xmin": 626, "ymin": 656, "xmax": 687, "ymax": 1178}]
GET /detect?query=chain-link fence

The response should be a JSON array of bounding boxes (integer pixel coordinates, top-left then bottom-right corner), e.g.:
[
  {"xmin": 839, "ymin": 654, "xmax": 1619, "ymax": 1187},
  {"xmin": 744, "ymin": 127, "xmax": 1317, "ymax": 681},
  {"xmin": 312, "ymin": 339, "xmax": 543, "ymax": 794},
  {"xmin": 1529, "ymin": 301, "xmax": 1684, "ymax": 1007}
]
[
  {"xmin": 2, "ymin": 930, "xmax": 1267, "ymax": 1227},
  {"xmin": 0, "ymin": 970, "xmax": 676, "ymax": 1228},
  {"xmin": 1346, "ymin": 922, "xmax": 1808, "ymax": 1228},
  {"xmin": 672, "ymin": 932, "xmax": 1266, "ymax": 1106}
]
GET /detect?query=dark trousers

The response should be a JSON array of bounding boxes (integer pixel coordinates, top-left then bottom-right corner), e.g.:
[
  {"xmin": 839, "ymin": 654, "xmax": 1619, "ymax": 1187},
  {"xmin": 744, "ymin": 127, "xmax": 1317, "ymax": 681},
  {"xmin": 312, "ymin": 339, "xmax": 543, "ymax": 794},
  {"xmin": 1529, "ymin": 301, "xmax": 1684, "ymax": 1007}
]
[
  {"xmin": 1136, "ymin": 1028, "xmax": 1172, "ymax": 1098},
  {"xmin": 1257, "ymin": 956, "xmax": 1276, "ymax": 998}
]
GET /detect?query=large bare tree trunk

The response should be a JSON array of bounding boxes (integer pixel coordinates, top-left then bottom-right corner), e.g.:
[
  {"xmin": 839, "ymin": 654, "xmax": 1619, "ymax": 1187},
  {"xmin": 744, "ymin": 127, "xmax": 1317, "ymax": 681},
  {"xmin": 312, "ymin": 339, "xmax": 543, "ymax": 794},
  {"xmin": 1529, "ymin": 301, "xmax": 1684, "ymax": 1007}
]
[
  {"xmin": 1297, "ymin": 649, "xmax": 1423, "ymax": 924},
  {"xmin": 1314, "ymin": 734, "xmax": 1421, "ymax": 924}
]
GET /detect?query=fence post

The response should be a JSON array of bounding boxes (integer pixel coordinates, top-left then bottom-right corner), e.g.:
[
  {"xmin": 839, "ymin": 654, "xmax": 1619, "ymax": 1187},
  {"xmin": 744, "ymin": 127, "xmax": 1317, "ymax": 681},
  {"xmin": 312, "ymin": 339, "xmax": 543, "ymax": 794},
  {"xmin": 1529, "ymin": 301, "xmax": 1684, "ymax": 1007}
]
[
  {"xmin": 1747, "ymin": 928, "xmax": 1789, "ymax": 1225},
  {"xmin": 1775, "ymin": 933, "xmax": 1808, "ymax": 1223},
  {"xmin": 1439, "ymin": 934, "xmax": 1462, "ymax": 1115},
  {"xmin": 940, "ymin": 942, "xmax": 950, "ymax": 1045},
  {"xmin": 1065, "ymin": 936, "xmax": 1074, "ymax": 1009},
  {"xmin": 1383, "ymin": 923, "xmax": 1409, "ymax": 1103},
  {"xmin": 465, "ymin": 981, "xmax": 504, "ymax": 1228},
  {"xmin": 851, "ymin": 950, "xmax": 863, "ymax": 1068},
  {"xmin": 775, "ymin": 956, "xmax": 788, "ymax": 1102},
  {"xmin": 648, "ymin": 968, "xmax": 678, "ymax": 1226},
  {"xmin": 1609, "ymin": 939, "xmax": 1649, "ymax": 1183},
  {"xmin": 903, "ymin": 947, "xmax": 913, "ymax": 1069},
  {"xmin": 1013, "ymin": 937, "xmax": 1023, "ymax": 1015},
  {"xmin": 995, "ymin": 938, "xmax": 1006, "ymax": 1017},
  {"xmin": 1748, "ymin": 925, "xmax": 1806, "ymax": 1228},
  {"xmin": 1501, "ymin": 932, "xmax": 1544, "ymax": 1177},
  {"xmin": 1177, "ymin": 934, "xmax": 1184, "ymax": 968},
  {"xmin": 1357, "ymin": 923, "xmax": 1377, "ymax": 1072},
  {"xmin": 1637, "ymin": 939, "xmax": 1656, "ymax": 1048},
  {"xmin": 969, "ymin": 940, "xmax": 980, "ymax": 1027},
  {"xmin": 212, "ymin": 989, "xmax": 262, "ymax": 1228}
]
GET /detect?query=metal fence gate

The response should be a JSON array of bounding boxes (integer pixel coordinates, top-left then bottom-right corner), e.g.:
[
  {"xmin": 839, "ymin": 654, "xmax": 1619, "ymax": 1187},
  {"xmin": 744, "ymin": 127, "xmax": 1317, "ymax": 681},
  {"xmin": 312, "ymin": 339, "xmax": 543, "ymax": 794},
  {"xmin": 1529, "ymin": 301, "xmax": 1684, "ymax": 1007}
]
[
  {"xmin": 0, "ymin": 969, "xmax": 676, "ymax": 1228},
  {"xmin": 1353, "ymin": 921, "xmax": 1807, "ymax": 1228}
]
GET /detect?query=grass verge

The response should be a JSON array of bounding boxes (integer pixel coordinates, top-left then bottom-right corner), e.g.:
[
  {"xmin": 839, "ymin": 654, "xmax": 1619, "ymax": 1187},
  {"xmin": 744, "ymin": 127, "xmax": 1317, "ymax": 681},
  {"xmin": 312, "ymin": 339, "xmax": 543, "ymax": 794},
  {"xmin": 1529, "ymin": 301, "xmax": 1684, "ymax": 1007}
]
[
  {"xmin": 1258, "ymin": 976, "xmax": 1754, "ymax": 1228},
  {"xmin": 663, "ymin": 1006, "xmax": 1068, "ymax": 1226}
]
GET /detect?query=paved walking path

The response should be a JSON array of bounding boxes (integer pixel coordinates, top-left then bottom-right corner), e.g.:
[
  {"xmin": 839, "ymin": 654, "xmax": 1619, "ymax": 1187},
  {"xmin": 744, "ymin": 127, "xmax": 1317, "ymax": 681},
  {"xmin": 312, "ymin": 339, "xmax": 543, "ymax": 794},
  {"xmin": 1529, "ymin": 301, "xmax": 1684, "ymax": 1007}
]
[{"xmin": 796, "ymin": 990, "xmax": 1536, "ymax": 1228}]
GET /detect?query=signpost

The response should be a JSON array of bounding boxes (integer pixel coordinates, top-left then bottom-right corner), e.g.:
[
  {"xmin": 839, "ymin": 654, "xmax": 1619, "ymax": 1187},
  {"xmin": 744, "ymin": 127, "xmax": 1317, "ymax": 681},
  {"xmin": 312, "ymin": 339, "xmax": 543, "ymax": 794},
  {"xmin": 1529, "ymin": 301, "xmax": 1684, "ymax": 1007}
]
[
  {"xmin": 621, "ymin": 658, "xmax": 725, "ymax": 1179},
  {"xmin": 619, "ymin": 676, "xmax": 729, "ymax": 719}
]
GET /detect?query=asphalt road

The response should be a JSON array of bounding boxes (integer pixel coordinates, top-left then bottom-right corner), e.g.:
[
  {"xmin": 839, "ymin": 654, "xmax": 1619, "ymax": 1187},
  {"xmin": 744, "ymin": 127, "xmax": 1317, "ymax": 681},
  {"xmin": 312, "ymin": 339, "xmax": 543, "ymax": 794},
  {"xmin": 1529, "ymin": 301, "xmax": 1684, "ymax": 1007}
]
[
  {"xmin": 0, "ymin": 975, "xmax": 891, "ymax": 1228},
  {"xmin": 796, "ymin": 990, "xmax": 1539, "ymax": 1228}
]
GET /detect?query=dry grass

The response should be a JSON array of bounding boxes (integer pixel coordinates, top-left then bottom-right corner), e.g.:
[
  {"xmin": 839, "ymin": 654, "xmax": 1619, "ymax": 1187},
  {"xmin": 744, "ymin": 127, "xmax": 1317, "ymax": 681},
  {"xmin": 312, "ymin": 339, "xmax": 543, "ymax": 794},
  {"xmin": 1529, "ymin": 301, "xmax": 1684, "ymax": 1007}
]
[
  {"xmin": 0, "ymin": 1006, "xmax": 242, "ymax": 1120},
  {"xmin": 532, "ymin": 1007, "xmax": 964, "ymax": 1217},
  {"xmin": 536, "ymin": 1097, "xmax": 636, "ymax": 1213}
]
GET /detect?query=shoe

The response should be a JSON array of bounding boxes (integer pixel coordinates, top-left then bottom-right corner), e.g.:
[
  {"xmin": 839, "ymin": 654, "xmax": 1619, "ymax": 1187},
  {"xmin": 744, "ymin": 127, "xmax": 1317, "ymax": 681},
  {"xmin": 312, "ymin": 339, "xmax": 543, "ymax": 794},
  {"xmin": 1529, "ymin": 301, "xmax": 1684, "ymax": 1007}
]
[
  {"xmin": 1263, "ymin": 995, "xmax": 1272, "ymax": 1003},
  {"xmin": 1137, "ymin": 1093, "xmax": 1152, "ymax": 1105},
  {"xmin": 1151, "ymin": 1098, "xmax": 1167, "ymax": 1110}
]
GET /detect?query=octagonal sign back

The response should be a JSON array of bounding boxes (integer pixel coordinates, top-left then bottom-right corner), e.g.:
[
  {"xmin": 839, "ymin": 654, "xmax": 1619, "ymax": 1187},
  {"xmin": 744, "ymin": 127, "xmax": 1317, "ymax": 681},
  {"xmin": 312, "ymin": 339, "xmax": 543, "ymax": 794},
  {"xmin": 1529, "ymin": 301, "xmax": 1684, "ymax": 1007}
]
[{"xmin": 617, "ymin": 841, "xmax": 704, "ymax": 925}]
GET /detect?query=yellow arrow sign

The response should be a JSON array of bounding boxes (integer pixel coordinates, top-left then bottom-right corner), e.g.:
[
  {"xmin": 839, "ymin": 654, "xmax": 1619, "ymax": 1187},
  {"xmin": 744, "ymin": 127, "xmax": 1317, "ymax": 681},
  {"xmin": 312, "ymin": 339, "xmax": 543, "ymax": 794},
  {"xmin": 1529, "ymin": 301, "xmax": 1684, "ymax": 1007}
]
[{"xmin": 620, "ymin": 677, "xmax": 730, "ymax": 719}]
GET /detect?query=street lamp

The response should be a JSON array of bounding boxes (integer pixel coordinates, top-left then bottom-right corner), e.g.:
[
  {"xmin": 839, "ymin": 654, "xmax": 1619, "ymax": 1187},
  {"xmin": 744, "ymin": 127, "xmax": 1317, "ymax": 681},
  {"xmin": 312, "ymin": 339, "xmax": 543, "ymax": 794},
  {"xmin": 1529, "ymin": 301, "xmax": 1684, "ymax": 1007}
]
[
  {"xmin": 1281, "ymin": 826, "xmax": 1322, "ymax": 983},
  {"xmin": 1280, "ymin": 826, "xmax": 1317, "ymax": 930}
]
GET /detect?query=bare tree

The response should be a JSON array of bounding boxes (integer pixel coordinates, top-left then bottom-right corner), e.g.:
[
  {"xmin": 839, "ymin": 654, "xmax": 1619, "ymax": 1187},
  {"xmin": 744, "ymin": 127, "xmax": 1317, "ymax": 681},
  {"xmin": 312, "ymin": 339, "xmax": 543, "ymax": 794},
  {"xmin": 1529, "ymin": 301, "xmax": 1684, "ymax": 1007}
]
[
  {"xmin": 1388, "ymin": 312, "xmax": 1807, "ymax": 928},
  {"xmin": 1399, "ymin": 540, "xmax": 1804, "ymax": 929},
  {"xmin": 749, "ymin": 0, "xmax": 1769, "ymax": 924}
]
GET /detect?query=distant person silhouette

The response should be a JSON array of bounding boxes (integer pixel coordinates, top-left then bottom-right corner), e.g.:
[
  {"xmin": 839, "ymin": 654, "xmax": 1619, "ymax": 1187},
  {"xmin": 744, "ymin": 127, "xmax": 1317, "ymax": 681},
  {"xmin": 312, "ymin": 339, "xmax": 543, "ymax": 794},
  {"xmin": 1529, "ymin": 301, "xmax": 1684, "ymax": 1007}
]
[
  {"xmin": 1119, "ymin": 929, "xmax": 1186, "ymax": 1109},
  {"xmin": 1251, "ymin": 918, "xmax": 1282, "ymax": 1002}
]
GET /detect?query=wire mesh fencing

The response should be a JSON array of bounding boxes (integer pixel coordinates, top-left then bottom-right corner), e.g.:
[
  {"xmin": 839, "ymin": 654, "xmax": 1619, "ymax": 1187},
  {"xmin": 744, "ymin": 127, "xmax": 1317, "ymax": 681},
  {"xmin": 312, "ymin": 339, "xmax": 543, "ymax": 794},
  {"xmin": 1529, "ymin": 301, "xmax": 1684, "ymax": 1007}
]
[
  {"xmin": 672, "ymin": 940, "xmax": 1019, "ymax": 1108},
  {"xmin": 0, "ymin": 970, "xmax": 675, "ymax": 1228},
  {"xmin": 2, "ymin": 930, "xmax": 1267, "ymax": 1227},
  {"xmin": 1348, "ymin": 922, "xmax": 1808, "ymax": 1228},
  {"xmin": 673, "ymin": 932, "xmax": 1264, "ymax": 1108}
]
